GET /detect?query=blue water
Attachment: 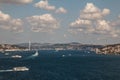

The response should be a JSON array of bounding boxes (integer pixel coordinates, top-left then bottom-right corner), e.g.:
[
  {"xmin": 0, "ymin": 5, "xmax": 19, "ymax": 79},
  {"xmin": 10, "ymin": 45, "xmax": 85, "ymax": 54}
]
[{"xmin": 0, "ymin": 50, "xmax": 120, "ymax": 80}]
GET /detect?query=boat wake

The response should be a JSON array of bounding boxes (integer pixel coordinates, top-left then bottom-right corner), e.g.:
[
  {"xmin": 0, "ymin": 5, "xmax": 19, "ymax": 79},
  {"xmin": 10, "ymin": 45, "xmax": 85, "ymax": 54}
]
[
  {"xmin": 0, "ymin": 69, "xmax": 13, "ymax": 72},
  {"xmin": 32, "ymin": 51, "xmax": 39, "ymax": 57},
  {"xmin": 0, "ymin": 67, "xmax": 29, "ymax": 72},
  {"xmin": 25, "ymin": 51, "xmax": 39, "ymax": 59}
]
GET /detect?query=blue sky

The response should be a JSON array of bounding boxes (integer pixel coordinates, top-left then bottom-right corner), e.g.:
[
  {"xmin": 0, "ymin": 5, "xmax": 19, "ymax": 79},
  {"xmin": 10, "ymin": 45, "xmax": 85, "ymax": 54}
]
[{"xmin": 0, "ymin": 0, "xmax": 120, "ymax": 44}]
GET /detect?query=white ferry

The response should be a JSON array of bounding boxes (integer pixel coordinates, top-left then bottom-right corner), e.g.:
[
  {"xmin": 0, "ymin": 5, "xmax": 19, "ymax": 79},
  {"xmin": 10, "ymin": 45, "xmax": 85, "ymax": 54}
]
[
  {"xmin": 11, "ymin": 55, "xmax": 22, "ymax": 58},
  {"xmin": 62, "ymin": 55, "xmax": 65, "ymax": 57},
  {"xmin": 13, "ymin": 67, "xmax": 29, "ymax": 71}
]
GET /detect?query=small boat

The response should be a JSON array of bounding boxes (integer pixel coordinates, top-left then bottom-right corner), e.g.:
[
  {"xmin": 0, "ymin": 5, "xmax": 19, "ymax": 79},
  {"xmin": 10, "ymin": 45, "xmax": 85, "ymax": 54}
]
[
  {"xmin": 11, "ymin": 55, "xmax": 22, "ymax": 58},
  {"xmin": 5, "ymin": 53, "xmax": 9, "ymax": 55},
  {"xmin": 32, "ymin": 50, "xmax": 39, "ymax": 57},
  {"xmin": 13, "ymin": 67, "xmax": 29, "ymax": 71},
  {"xmin": 68, "ymin": 54, "xmax": 71, "ymax": 56},
  {"xmin": 62, "ymin": 55, "xmax": 65, "ymax": 57},
  {"xmin": 55, "ymin": 49, "xmax": 59, "ymax": 52}
]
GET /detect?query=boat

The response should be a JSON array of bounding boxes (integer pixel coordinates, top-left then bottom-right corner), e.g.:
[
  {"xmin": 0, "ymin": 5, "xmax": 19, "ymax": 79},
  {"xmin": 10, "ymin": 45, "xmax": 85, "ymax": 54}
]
[
  {"xmin": 62, "ymin": 55, "xmax": 65, "ymax": 57},
  {"xmin": 33, "ymin": 50, "xmax": 39, "ymax": 57},
  {"xmin": 11, "ymin": 55, "xmax": 22, "ymax": 58},
  {"xmin": 55, "ymin": 49, "xmax": 59, "ymax": 52},
  {"xmin": 68, "ymin": 54, "xmax": 71, "ymax": 56},
  {"xmin": 5, "ymin": 52, "xmax": 9, "ymax": 55},
  {"xmin": 13, "ymin": 67, "xmax": 29, "ymax": 71}
]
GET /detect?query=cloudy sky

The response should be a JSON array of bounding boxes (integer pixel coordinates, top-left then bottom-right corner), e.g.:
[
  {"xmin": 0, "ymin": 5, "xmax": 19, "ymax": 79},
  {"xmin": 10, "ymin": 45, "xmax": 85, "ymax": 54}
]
[{"xmin": 0, "ymin": 0, "xmax": 120, "ymax": 44}]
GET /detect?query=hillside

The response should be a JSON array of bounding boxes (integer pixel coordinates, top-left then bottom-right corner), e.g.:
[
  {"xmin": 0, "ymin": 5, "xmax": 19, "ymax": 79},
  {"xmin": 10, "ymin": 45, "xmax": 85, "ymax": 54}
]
[
  {"xmin": 17, "ymin": 43, "xmax": 102, "ymax": 50},
  {"xmin": 0, "ymin": 44, "xmax": 26, "ymax": 51},
  {"xmin": 95, "ymin": 44, "xmax": 120, "ymax": 55}
]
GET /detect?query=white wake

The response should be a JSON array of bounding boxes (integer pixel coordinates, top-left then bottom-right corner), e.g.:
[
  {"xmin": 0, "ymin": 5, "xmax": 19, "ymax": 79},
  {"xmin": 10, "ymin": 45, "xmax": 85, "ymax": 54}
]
[{"xmin": 0, "ymin": 69, "xmax": 13, "ymax": 72}]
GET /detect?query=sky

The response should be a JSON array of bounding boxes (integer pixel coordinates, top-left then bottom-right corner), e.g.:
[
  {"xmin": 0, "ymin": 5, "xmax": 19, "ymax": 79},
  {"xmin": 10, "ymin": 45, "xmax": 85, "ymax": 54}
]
[{"xmin": 0, "ymin": 0, "xmax": 120, "ymax": 44}]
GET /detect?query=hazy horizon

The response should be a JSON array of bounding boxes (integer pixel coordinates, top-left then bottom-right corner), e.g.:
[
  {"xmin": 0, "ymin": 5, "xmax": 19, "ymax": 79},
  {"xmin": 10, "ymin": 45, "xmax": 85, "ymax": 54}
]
[{"xmin": 0, "ymin": 41, "xmax": 119, "ymax": 46}]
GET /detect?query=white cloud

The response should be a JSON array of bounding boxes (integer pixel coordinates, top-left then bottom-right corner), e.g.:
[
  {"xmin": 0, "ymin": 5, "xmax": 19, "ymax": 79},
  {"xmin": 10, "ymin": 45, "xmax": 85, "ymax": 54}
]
[
  {"xmin": 70, "ymin": 18, "xmax": 92, "ymax": 32},
  {"xmin": 0, "ymin": 11, "xmax": 23, "ymax": 33},
  {"xmin": 10, "ymin": 19, "xmax": 23, "ymax": 33},
  {"xmin": 92, "ymin": 20, "xmax": 118, "ymax": 36},
  {"xmin": 83, "ymin": 3, "xmax": 100, "ymax": 13},
  {"xmin": 102, "ymin": 8, "xmax": 110, "ymax": 16},
  {"xmin": 80, "ymin": 3, "xmax": 110, "ymax": 20},
  {"xmin": 70, "ymin": 3, "xmax": 119, "ymax": 37},
  {"xmin": 70, "ymin": 19, "xmax": 92, "ymax": 26},
  {"xmin": 96, "ymin": 20, "xmax": 111, "ymax": 31},
  {"xmin": 27, "ymin": 14, "xmax": 59, "ymax": 32},
  {"xmin": 34, "ymin": 0, "xmax": 67, "ymax": 14},
  {"xmin": 0, "ymin": 11, "xmax": 10, "ymax": 21},
  {"xmin": 35, "ymin": 0, "xmax": 55, "ymax": 11},
  {"xmin": 0, "ymin": 0, "xmax": 33, "ymax": 4},
  {"xmin": 111, "ymin": 16, "xmax": 120, "ymax": 27},
  {"xmin": 55, "ymin": 7, "xmax": 67, "ymax": 14}
]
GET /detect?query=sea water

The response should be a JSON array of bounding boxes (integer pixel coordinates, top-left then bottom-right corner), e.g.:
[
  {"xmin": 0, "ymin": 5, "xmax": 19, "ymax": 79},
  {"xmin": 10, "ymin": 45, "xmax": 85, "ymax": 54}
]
[{"xmin": 0, "ymin": 50, "xmax": 120, "ymax": 80}]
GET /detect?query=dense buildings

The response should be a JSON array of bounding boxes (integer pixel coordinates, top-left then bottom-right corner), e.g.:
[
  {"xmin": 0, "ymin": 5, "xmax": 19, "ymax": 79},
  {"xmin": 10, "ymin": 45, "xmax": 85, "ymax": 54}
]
[
  {"xmin": 95, "ymin": 44, "xmax": 120, "ymax": 55},
  {"xmin": 0, "ymin": 43, "xmax": 120, "ymax": 55}
]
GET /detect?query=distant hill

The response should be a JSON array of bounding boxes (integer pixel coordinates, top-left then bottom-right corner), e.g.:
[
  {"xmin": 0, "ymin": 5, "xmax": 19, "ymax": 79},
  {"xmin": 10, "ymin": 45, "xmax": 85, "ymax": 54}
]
[
  {"xmin": 94, "ymin": 44, "xmax": 120, "ymax": 55},
  {"xmin": 0, "ymin": 44, "xmax": 26, "ymax": 51},
  {"xmin": 16, "ymin": 42, "xmax": 102, "ymax": 50},
  {"xmin": 1, "ymin": 43, "xmax": 119, "ymax": 54}
]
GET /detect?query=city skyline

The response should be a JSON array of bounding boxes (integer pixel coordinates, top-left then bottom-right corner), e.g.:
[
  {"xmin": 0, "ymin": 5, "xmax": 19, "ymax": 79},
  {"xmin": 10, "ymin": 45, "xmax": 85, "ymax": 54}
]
[{"xmin": 0, "ymin": 0, "xmax": 120, "ymax": 44}]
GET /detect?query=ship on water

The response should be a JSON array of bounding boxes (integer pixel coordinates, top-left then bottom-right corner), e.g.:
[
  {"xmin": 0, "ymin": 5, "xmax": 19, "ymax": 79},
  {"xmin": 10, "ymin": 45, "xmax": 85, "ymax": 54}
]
[
  {"xmin": 11, "ymin": 55, "xmax": 22, "ymax": 58},
  {"xmin": 0, "ymin": 67, "xmax": 29, "ymax": 72},
  {"xmin": 13, "ymin": 67, "xmax": 29, "ymax": 71}
]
